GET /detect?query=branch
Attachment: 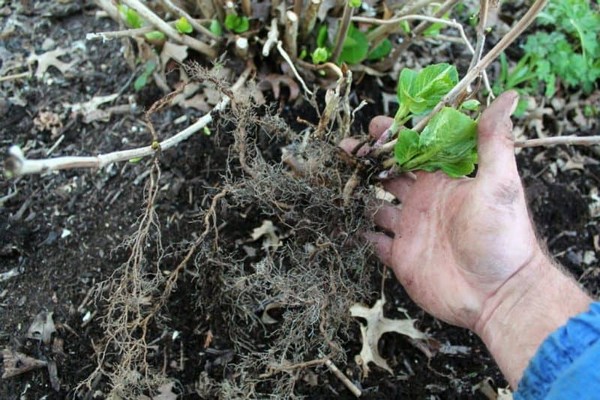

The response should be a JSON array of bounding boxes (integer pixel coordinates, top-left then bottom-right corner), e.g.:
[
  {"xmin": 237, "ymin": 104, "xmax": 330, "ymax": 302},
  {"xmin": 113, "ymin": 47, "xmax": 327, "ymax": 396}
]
[
  {"xmin": 4, "ymin": 68, "xmax": 251, "ymax": 177},
  {"xmin": 515, "ymin": 136, "xmax": 600, "ymax": 148},
  {"xmin": 86, "ymin": 18, "xmax": 211, "ymax": 41},
  {"xmin": 121, "ymin": 0, "xmax": 216, "ymax": 58},
  {"xmin": 375, "ymin": 0, "xmax": 548, "ymax": 155},
  {"xmin": 331, "ymin": 3, "xmax": 354, "ymax": 64}
]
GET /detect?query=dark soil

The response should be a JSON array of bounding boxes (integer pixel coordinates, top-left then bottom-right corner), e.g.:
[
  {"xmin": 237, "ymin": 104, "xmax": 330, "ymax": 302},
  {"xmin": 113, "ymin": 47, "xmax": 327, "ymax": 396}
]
[{"xmin": 1, "ymin": 2, "xmax": 598, "ymax": 400}]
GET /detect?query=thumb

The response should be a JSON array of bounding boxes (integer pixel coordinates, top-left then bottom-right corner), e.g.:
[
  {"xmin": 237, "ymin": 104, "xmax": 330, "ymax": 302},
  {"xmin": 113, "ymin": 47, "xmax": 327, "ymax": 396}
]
[{"xmin": 476, "ymin": 91, "xmax": 520, "ymax": 180}]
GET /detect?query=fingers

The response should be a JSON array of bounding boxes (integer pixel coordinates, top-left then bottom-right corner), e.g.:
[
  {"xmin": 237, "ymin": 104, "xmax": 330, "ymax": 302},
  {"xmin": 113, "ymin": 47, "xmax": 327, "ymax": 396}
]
[
  {"xmin": 373, "ymin": 203, "xmax": 402, "ymax": 235},
  {"xmin": 363, "ymin": 231, "xmax": 393, "ymax": 266},
  {"xmin": 477, "ymin": 91, "xmax": 520, "ymax": 180},
  {"xmin": 382, "ymin": 175, "xmax": 416, "ymax": 201},
  {"xmin": 369, "ymin": 116, "xmax": 394, "ymax": 139}
]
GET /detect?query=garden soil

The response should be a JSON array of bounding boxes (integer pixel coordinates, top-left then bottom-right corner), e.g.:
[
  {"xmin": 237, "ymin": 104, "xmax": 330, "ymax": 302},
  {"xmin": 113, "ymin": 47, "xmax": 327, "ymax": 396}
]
[{"xmin": 1, "ymin": 2, "xmax": 599, "ymax": 399}]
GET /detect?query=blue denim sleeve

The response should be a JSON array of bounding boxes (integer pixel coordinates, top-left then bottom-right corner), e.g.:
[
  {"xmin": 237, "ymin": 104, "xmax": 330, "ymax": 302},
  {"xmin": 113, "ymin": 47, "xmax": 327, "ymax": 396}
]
[{"xmin": 514, "ymin": 302, "xmax": 600, "ymax": 400}]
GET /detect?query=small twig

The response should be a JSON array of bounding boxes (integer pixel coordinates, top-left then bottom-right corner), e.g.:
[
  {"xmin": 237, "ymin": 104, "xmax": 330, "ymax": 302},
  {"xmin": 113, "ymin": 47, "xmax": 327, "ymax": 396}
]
[
  {"xmin": 515, "ymin": 136, "xmax": 600, "ymax": 148},
  {"xmin": 376, "ymin": 0, "xmax": 548, "ymax": 155},
  {"xmin": 324, "ymin": 358, "xmax": 362, "ymax": 397},
  {"xmin": 121, "ymin": 0, "xmax": 216, "ymax": 58},
  {"xmin": 353, "ymin": 15, "xmax": 474, "ymax": 55},
  {"xmin": 468, "ymin": 0, "xmax": 493, "ymax": 97},
  {"xmin": 4, "ymin": 68, "xmax": 251, "ymax": 176},
  {"xmin": 160, "ymin": 0, "xmax": 218, "ymax": 39},
  {"xmin": 241, "ymin": 0, "xmax": 252, "ymax": 16},
  {"xmin": 276, "ymin": 41, "xmax": 313, "ymax": 95},
  {"xmin": 297, "ymin": 59, "xmax": 343, "ymax": 79},
  {"xmin": 331, "ymin": 2, "xmax": 354, "ymax": 64},
  {"xmin": 0, "ymin": 71, "xmax": 31, "ymax": 82}
]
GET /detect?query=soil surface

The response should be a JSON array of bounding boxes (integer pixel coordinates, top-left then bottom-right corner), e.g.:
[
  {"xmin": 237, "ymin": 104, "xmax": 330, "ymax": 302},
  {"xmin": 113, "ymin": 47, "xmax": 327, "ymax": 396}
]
[{"xmin": 1, "ymin": 2, "xmax": 599, "ymax": 400}]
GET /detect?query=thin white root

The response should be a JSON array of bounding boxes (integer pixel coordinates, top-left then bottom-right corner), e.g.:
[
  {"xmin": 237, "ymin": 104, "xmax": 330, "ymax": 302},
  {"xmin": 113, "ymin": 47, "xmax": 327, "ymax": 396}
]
[
  {"xmin": 4, "ymin": 68, "xmax": 251, "ymax": 177},
  {"xmin": 277, "ymin": 41, "xmax": 313, "ymax": 96},
  {"xmin": 515, "ymin": 136, "xmax": 600, "ymax": 148}
]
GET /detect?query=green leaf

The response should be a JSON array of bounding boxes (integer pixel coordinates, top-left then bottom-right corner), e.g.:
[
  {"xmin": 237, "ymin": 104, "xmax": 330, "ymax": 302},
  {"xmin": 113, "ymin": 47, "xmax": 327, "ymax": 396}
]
[
  {"xmin": 394, "ymin": 107, "xmax": 478, "ymax": 178},
  {"xmin": 348, "ymin": 0, "xmax": 362, "ymax": 8},
  {"xmin": 395, "ymin": 63, "xmax": 458, "ymax": 119},
  {"xmin": 175, "ymin": 16, "xmax": 193, "ymax": 34},
  {"xmin": 316, "ymin": 25, "xmax": 328, "ymax": 47},
  {"xmin": 312, "ymin": 47, "xmax": 329, "ymax": 64},
  {"xmin": 459, "ymin": 99, "xmax": 480, "ymax": 111},
  {"xmin": 367, "ymin": 39, "xmax": 392, "ymax": 61},
  {"xmin": 224, "ymin": 14, "xmax": 250, "ymax": 33},
  {"xmin": 118, "ymin": 4, "xmax": 144, "ymax": 29},
  {"xmin": 134, "ymin": 60, "xmax": 157, "ymax": 91},
  {"xmin": 144, "ymin": 30, "xmax": 166, "ymax": 41},
  {"xmin": 209, "ymin": 20, "xmax": 223, "ymax": 36},
  {"xmin": 339, "ymin": 23, "xmax": 369, "ymax": 65},
  {"xmin": 394, "ymin": 129, "xmax": 420, "ymax": 165}
]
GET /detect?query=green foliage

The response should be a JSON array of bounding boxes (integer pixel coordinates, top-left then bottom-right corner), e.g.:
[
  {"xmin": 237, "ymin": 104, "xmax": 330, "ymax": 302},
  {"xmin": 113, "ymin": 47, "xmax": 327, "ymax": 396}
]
[
  {"xmin": 311, "ymin": 47, "xmax": 329, "ymax": 64},
  {"xmin": 394, "ymin": 108, "xmax": 478, "ymax": 177},
  {"xmin": 117, "ymin": 4, "xmax": 144, "ymax": 28},
  {"xmin": 144, "ymin": 31, "xmax": 166, "ymax": 41},
  {"xmin": 224, "ymin": 14, "xmax": 250, "ymax": 33},
  {"xmin": 390, "ymin": 63, "xmax": 480, "ymax": 178},
  {"xmin": 519, "ymin": 0, "xmax": 600, "ymax": 97},
  {"xmin": 209, "ymin": 20, "xmax": 222, "ymax": 36},
  {"xmin": 175, "ymin": 17, "xmax": 193, "ymax": 34},
  {"xmin": 367, "ymin": 39, "xmax": 392, "ymax": 61},
  {"xmin": 339, "ymin": 23, "xmax": 369, "ymax": 64},
  {"xmin": 134, "ymin": 60, "xmax": 157, "ymax": 91},
  {"xmin": 348, "ymin": 0, "xmax": 362, "ymax": 8},
  {"xmin": 311, "ymin": 24, "xmax": 391, "ymax": 65},
  {"xmin": 395, "ymin": 63, "xmax": 458, "ymax": 121}
]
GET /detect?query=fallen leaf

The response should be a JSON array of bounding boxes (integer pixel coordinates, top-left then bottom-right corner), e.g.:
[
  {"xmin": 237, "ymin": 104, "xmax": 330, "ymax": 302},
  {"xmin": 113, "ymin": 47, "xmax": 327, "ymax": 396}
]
[
  {"xmin": 33, "ymin": 111, "xmax": 63, "ymax": 138},
  {"xmin": 160, "ymin": 42, "xmax": 188, "ymax": 66},
  {"xmin": 27, "ymin": 48, "xmax": 75, "ymax": 78},
  {"xmin": 1, "ymin": 349, "xmax": 47, "ymax": 379},
  {"xmin": 350, "ymin": 296, "xmax": 425, "ymax": 377},
  {"xmin": 258, "ymin": 74, "xmax": 300, "ymax": 101},
  {"xmin": 26, "ymin": 311, "xmax": 56, "ymax": 345}
]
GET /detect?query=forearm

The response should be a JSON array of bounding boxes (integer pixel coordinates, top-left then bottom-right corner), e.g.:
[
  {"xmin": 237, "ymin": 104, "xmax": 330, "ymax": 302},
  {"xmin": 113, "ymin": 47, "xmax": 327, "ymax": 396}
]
[{"xmin": 475, "ymin": 251, "xmax": 592, "ymax": 388}]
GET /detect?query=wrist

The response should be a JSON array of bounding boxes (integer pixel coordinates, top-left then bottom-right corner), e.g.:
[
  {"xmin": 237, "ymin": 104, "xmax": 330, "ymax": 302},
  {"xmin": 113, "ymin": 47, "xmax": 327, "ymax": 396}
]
[{"xmin": 475, "ymin": 250, "xmax": 592, "ymax": 388}]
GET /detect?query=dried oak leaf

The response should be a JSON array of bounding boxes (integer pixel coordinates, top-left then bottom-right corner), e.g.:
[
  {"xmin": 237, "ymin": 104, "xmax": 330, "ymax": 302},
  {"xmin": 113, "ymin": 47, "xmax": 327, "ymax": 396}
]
[
  {"xmin": 1, "ymin": 349, "xmax": 47, "ymax": 379},
  {"xmin": 258, "ymin": 74, "xmax": 300, "ymax": 101},
  {"xmin": 27, "ymin": 48, "xmax": 75, "ymax": 78},
  {"xmin": 350, "ymin": 297, "xmax": 425, "ymax": 377}
]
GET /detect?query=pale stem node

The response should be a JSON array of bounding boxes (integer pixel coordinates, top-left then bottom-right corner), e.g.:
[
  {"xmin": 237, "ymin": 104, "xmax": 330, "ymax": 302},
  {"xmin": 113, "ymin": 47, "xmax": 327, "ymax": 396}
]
[
  {"xmin": 284, "ymin": 11, "xmax": 299, "ymax": 59},
  {"xmin": 276, "ymin": 41, "xmax": 313, "ymax": 95},
  {"xmin": 121, "ymin": 0, "xmax": 216, "ymax": 58},
  {"xmin": 4, "ymin": 68, "xmax": 251, "ymax": 177},
  {"xmin": 241, "ymin": 0, "xmax": 252, "ymax": 17},
  {"xmin": 300, "ymin": 0, "xmax": 321, "ymax": 39},
  {"xmin": 160, "ymin": 0, "xmax": 218, "ymax": 39},
  {"xmin": 262, "ymin": 18, "xmax": 279, "ymax": 57},
  {"xmin": 375, "ymin": 0, "xmax": 549, "ymax": 155},
  {"xmin": 235, "ymin": 37, "xmax": 249, "ymax": 58}
]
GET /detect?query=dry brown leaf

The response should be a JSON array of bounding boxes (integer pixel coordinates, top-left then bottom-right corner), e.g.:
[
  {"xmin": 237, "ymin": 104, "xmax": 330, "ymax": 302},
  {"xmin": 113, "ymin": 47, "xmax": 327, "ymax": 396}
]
[
  {"xmin": 258, "ymin": 74, "xmax": 300, "ymax": 101},
  {"xmin": 1, "ymin": 349, "xmax": 48, "ymax": 379},
  {"xmin": 27, "ymin": 48, "xmax": 75, "ymax": 78},
  {"xmin": 350, "ymin": 297, "xmax": 425, "ymax": 377},
  {"xmin": 160, "ymin": 42, "xmax": 188, "ymax": 66},
  {"xmin": 33, "ymin": 111, "xmax": 63, "ymax": 138},
  {"xmin": 26, "ymin": 311, "xmax": 56, "ymax": 345}
]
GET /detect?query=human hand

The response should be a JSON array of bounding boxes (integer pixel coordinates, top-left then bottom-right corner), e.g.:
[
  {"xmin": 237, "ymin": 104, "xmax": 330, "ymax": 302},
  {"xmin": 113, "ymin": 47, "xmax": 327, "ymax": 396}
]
[
  {"xmin": 343, "ymin": 91, "xmax": 591, "ymax": 387},
  {"xmin": 356, "ymin": 91, "xmax": 541, "ymax": 330}
]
